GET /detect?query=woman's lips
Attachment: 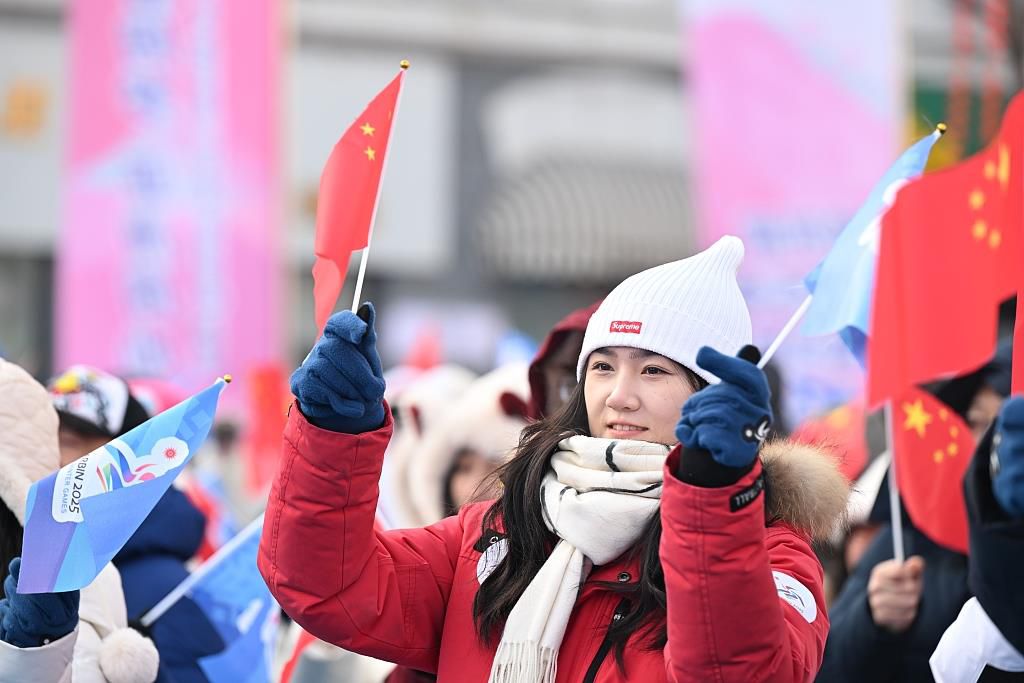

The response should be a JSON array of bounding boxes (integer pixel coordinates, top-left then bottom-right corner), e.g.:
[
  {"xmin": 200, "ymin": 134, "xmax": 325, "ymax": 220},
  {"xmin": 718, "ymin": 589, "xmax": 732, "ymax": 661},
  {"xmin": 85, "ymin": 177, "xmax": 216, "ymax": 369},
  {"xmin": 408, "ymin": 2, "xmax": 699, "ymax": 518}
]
[{"xmin": 605, "ymin": 423, "xmax": 647, "ymax": 438}]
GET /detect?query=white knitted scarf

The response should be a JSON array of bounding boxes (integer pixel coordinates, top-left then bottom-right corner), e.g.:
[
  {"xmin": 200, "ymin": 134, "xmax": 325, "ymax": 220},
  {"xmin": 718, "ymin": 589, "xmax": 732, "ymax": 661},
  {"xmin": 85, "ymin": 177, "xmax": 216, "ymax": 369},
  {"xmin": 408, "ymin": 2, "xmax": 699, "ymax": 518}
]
[{"xmin": 487, "ymin": 435, "xmax": 669, "ymax": 683}]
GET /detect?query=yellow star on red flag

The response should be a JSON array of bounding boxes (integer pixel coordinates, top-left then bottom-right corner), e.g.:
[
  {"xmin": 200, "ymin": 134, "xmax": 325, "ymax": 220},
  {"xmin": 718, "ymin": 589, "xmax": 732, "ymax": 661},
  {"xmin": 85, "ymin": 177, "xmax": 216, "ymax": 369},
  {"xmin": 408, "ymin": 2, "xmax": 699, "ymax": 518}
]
[
  {"xmin": 867, "ymin": 94, "xmax": 1023, "ymax": 451},
  {"xmin": 968, "ymin": 143, "xmax": 1011, "ymax": 250},
  {"xmin": 312, "ymin": 66, "xmax": 405, "ymax": 332},
  {"xmin": 891, "ymin": 387, "xmax": 977, "ymax": 553},
  {"xmin": 902, "ymin": 398, "xmax": 933, "ymax": 438}
]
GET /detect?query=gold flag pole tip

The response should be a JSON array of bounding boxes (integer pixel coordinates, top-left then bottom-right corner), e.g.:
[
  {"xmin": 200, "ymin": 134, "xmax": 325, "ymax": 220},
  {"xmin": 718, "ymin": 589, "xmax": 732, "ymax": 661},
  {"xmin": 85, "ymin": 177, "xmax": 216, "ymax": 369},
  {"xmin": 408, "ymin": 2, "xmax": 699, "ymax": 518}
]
[
  {"xmin": 400, "ymin": 60, "xmax": 410, "ymax": 69},
  {"xmin": 936, "ymin": 122, "xmax": 948, "ymax": 135},
  {"xmin": 221, "ymin": 374, "xmax": 233, "ymax": 384}
]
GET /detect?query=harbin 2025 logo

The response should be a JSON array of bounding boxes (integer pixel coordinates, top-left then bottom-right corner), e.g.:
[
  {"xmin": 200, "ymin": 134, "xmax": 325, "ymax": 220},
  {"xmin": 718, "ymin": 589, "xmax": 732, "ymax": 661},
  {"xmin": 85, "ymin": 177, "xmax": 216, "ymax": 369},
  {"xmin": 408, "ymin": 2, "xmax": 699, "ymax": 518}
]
[{"xmin": 51, "ymin": 436, "xmax": 189, "ymax": 523}]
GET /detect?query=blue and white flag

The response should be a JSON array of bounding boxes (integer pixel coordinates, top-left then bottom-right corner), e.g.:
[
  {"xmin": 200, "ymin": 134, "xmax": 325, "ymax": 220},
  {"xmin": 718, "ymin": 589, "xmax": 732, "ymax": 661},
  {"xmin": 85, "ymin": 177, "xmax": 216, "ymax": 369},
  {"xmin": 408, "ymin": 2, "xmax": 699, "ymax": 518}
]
[
  {"xmin": 20, "ymin": 378, "xmax": 228, "ymax": 593},
  {"xmin": 143, "ymin": 516, "xmax": 278, "ymax": 683},
  {"xmin": 802, "ymin": 129, "xmax": 942, "ymax": 366}
]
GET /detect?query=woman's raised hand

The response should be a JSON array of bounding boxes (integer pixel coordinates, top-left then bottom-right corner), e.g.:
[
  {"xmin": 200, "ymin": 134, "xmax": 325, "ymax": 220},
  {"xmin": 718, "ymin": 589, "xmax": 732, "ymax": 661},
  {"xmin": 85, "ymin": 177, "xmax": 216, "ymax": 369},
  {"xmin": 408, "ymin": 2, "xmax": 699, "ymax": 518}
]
[
  {"xmin": 290, "ymin": 302, "xmax": 386, "ymax": 434},
  {"xmin": 675, "ymin": 345, "xmax": 772, "ymax": 470}
]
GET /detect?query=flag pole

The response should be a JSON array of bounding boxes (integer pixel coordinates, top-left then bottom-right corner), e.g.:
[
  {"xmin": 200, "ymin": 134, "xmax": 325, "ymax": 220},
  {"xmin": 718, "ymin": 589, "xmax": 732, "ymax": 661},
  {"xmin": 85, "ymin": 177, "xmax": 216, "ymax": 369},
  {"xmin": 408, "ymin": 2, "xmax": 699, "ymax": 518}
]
[
  {"xmin": 757, "ymin": 295, "xmax": 813, "ymax": 369},
  {"xmin": 756, "ymin": 122, "xmax": 946, "ymax": 370},
  {"xmin": 883, "ymin": 401, "xmax": 906, "ymax": 562},
  {"xmin": 140, "ymin": 514, "xmax": 264, "ymax": 628},
  {"xmin": 351, "ymin": 60, "xmax": 410, "ymax": 312}
]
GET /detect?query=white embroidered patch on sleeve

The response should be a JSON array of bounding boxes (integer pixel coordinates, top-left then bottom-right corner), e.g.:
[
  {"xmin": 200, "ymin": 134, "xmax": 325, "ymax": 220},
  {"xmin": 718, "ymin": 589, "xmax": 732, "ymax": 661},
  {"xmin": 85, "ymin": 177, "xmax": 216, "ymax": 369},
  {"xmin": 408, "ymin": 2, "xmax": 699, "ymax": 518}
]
[
  {"xmin": 476, "ymin": 538, "xmax": 509, "ymax": 584},
  {"xmin": 772, "ymin": 571, "xmax": 817, "ymax": 624}
]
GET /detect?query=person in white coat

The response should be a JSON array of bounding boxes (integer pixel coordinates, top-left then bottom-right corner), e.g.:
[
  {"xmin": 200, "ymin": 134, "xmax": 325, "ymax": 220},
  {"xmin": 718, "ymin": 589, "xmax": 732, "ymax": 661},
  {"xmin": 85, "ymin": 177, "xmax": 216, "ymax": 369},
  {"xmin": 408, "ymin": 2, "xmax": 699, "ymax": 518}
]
[{"xmin": 0, "ymin": 358, "xmax": 159, "ymax": 682}]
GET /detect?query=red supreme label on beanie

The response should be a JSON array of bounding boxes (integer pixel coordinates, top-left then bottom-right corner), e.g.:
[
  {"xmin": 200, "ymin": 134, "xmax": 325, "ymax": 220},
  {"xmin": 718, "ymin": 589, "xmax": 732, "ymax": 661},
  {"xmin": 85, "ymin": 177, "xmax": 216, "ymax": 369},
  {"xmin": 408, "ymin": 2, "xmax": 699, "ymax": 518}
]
[{"xmin": 609, "ymin": 320, "xmax": 642, "ymax": 334}]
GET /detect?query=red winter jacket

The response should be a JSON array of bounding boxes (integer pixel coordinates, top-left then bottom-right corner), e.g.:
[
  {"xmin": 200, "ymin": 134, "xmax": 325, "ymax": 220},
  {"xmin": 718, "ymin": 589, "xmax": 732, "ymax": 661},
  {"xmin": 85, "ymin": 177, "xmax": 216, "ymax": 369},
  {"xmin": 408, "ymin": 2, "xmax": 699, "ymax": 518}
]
[{"xmin": 259, "ymin": 404, "xmax": 846, "ymax": 682}]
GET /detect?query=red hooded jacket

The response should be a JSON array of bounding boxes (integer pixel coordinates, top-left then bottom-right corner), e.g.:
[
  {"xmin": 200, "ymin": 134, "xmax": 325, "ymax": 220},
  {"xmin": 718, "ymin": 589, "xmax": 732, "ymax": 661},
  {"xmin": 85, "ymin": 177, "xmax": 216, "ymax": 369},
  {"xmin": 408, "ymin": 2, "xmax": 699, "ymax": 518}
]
[
  {"xmin": 526, "ymin": 301, "xmax": 601, "ymax": 421},
  {"xmin": 259, "ymin": 405, "xmax": 842, "ymax": 682}
]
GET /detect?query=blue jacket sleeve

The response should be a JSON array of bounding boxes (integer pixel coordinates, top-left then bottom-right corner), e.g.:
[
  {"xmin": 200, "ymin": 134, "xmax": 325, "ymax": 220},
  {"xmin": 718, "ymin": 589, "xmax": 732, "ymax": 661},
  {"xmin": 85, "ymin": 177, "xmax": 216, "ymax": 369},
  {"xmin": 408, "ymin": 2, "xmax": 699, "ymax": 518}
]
[{"xmin": 965, "ymin": 424, "xmax": 1024, "ymax": 655}]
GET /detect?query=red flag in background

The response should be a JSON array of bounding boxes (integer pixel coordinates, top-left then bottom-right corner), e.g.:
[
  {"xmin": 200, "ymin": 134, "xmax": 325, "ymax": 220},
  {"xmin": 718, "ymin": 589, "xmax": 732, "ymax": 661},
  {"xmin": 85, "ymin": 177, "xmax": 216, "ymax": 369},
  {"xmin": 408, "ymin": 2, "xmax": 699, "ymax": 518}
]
[
  {"xmin": 313, "ymin": 70, "xmax": 405, "ymax": 331},
  {"xmin": 280, "ymin": 628, "xmax": 318, "ymax": 683},
  {"xmin": 791, "ymin": 400, "xmax": 869, "ymax": 482},
  {"xmin": 404, "ymin": 322, "xmax": 443, "ymax": 370},
  {"xmin": 243, "ymin": 363, "xmax": 289, "ymax": 495},
  {"xmin": 867, "ymin": 94, "xmax": 1024, "ymax": 409},
  {"xmin": 892, "ymin": 387, "xmax": 976, "ymax": 554}
]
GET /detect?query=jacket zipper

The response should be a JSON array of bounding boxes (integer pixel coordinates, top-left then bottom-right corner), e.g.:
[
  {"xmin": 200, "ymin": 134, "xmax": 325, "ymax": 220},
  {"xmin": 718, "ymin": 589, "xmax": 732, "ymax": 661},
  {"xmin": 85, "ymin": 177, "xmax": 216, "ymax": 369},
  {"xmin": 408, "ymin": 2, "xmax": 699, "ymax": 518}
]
[{"xmin": 583, "ymin": 598, "xmax": 631, "ymax": 683}]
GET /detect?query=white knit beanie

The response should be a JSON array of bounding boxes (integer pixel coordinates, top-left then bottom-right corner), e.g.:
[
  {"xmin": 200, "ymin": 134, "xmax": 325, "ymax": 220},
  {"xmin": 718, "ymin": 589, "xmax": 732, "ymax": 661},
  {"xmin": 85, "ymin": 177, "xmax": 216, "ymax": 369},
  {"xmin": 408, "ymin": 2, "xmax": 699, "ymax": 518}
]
[{"xmin": 576, "ymin": 235, "xmax": 752, "ymax": 385}]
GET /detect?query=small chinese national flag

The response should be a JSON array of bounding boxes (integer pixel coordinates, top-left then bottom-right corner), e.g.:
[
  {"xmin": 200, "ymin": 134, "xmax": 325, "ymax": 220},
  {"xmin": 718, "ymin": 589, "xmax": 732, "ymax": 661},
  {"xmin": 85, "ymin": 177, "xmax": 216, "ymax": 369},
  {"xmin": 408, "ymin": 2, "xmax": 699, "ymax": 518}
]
[
  {"xmin": 892, "ymin": 387, "xmax": 976, "ymax": 554},
  {"xmin": 867, "ymin": 94, "xmax": 1024, "ymax": 408},
  {"xmin": 313, "ymin": 70, "xmax": 405, "ymax": 331}
]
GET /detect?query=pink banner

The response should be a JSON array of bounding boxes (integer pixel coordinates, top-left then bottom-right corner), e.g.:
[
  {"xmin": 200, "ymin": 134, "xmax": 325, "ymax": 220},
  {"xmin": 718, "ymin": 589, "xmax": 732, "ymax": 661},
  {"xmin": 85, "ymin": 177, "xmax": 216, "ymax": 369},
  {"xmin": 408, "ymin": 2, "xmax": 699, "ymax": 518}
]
[
  {"xmin": 57, "ymin": 0, "xmax": 281, "ymax": 417},
  {"xmin": 682, "ymin": 2, "xmax": 904, "ymax": 422}
]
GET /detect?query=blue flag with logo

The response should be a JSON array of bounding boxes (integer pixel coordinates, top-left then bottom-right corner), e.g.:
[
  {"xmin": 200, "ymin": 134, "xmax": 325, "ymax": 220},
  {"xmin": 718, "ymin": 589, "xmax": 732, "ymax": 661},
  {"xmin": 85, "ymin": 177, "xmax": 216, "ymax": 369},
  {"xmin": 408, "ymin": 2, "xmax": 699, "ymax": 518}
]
[
  {"xmin": 20, "ymin": 378, "xmax": 228, "ymax": 593},
  {"xmin": 802, "ymin": 129, "xmax": 942, "ymax": 366},
  {"xmin": 186, "ymin": 517, "xmax": 277, "ymax": 683}
]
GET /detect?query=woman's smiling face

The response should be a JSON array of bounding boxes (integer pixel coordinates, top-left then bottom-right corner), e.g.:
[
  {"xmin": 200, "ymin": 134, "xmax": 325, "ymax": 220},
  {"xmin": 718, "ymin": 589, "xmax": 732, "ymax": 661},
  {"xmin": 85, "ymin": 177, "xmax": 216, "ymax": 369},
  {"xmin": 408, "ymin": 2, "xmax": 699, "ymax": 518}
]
[{"xmin": 583, "ymin": 346, "xmax": 697, "ymax": 446}]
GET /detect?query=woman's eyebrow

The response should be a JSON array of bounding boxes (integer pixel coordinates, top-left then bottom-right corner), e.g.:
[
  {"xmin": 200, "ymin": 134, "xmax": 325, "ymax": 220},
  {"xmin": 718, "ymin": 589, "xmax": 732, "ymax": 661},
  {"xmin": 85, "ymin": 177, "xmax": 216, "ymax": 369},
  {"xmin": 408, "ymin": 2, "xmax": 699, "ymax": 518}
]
[{"xmin": 592, "ymin": 348, "xmax": 659, "ymax": 361}]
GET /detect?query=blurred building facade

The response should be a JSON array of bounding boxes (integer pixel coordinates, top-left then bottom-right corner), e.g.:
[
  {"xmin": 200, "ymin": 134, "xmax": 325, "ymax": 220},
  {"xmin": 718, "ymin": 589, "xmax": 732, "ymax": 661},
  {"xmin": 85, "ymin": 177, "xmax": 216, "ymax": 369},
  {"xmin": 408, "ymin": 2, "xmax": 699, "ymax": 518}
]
[{"xmin": 0, "ymin": 0, "xmax": 1019, "ymax": 392}]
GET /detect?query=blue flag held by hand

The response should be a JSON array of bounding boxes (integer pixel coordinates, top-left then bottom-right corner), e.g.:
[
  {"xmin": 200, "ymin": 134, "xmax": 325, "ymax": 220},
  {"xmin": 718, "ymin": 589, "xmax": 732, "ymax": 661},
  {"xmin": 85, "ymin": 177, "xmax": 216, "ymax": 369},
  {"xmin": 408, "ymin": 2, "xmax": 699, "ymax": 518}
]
[
  {"xmin": 802, "ymin": 129, "xmax": 942, "ymax": 366},
  {"xmin": 19, "ymin": 378, "xmax": 228, "ymax": 593},
  {"xmin": 141, "ymin": 516, "xmax": 278, "ymax": 683}
]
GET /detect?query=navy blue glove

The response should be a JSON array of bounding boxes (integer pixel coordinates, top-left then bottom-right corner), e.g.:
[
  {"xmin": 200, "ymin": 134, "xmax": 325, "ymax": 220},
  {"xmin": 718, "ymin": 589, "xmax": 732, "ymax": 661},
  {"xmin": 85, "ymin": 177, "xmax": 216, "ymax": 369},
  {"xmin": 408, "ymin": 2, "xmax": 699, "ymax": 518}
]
[
  {"xmin": 992, "ymin": 395, "xmax": 1024, "ymax": 519},
  {"xmin": 675, "ymin": 345, "xmax": 772, "ymax": 470},
  {"xmin": 0, "ymin": 558, "xmax": 79, "ymax": 648},
  {"xmin": 291, "ymin": 302, "xmax": 386, "ymax": 434}
]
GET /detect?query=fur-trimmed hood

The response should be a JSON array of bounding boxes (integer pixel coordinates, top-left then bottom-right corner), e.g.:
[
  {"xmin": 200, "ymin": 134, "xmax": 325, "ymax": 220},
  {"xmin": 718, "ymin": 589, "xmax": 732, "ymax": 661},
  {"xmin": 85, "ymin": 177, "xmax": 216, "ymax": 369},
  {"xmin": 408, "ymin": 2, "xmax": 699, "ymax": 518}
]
[
  {"xmin": 760, "ymin": 439, "xmax": 850, "ymax": 541},
  {"xmin": 407, "ymin": 363, "xmax": 531, "ymax": 525},
  {"xmin": 382, "ymin": 364, "xmax": 477, "ymax": 528},
  {"xmin": 0, "ymin": 359, "xmax": 62, "ymax": 524}
]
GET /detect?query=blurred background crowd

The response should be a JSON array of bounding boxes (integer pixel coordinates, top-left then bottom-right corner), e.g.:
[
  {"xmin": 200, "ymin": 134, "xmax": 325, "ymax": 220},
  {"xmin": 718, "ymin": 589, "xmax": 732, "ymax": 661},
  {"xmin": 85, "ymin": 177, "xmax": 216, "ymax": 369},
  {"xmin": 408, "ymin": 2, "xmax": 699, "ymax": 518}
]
[
  {"xmin": 1, "ymin": 0, "xmax": 1021, "ymax": 400},
  {"xmin": 1, "ymin": 1, "xmax": 1024, "ymax": 681}
]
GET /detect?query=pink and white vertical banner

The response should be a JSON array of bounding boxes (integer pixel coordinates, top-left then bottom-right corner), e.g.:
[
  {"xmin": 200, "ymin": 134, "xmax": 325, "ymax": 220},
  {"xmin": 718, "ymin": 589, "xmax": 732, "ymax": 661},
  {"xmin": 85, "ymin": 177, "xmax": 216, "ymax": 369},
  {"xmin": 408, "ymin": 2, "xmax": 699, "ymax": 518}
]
[
  {"xmin": 679, "ymin": 1, "xmax": 905, "ymax": 422},
  {"xmin": 57, "ymin": 0, "xmax": 281, "ymax": 415}
]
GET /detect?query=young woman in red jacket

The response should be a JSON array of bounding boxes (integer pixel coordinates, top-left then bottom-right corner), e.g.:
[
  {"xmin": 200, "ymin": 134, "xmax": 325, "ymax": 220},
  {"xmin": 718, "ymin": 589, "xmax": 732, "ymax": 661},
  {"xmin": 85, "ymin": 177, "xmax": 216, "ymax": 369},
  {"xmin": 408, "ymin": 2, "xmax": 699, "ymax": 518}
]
[{"xmin": 258, "ymin": 236, "xmax": 849, "ymax": 682}]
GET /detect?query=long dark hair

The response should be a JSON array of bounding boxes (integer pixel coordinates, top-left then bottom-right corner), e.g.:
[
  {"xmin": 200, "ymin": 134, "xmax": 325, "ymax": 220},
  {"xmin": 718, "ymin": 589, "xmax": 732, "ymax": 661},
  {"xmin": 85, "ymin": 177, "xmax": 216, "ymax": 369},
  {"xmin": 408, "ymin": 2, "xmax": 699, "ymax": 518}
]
[
  {"xmin": 0, "ymin": 501, "xmax": 23, "ymax": 598},
  {"xmin": 472, "ymin": 364, "xmax": 706, "ymax": 669}
]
